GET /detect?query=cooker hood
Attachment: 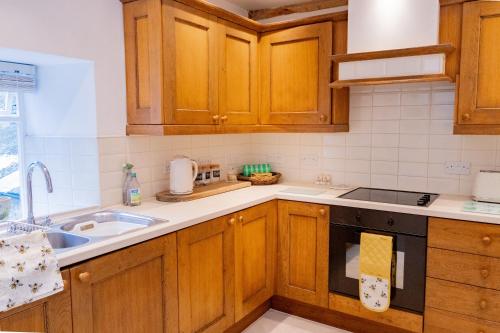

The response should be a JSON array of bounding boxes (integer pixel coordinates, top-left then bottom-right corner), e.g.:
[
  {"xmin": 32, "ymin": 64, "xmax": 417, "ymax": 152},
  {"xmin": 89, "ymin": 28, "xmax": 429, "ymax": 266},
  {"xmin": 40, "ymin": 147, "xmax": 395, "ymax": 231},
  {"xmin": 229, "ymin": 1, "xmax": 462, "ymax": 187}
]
[{"xmin": 331, "ymin": 0, "xmax": 454, "ymax": 88}]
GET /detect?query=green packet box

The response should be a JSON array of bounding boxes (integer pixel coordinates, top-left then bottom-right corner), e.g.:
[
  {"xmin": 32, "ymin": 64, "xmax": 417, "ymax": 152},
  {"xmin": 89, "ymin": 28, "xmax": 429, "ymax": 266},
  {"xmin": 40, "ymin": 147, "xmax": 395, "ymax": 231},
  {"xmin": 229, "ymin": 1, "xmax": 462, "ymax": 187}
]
[{"xmin": 242, "ymin": 164, "xmax": 272, "ymax": 177}]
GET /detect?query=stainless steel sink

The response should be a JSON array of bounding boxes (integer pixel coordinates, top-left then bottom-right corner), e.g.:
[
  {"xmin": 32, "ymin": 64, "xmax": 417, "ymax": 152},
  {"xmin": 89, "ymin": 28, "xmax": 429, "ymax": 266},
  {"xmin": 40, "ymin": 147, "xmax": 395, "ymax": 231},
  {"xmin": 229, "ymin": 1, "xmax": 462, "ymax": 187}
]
[
  {"xmin": 47, "ymin": 232, "xmax": 90, "ymax": 249},
  {"xmin": 47, "ymin": 210, "xmax": 168, "ymax": 252},
  {"xmin": 56, "ymin": 210, "xmax": 167, "ymax": 233}
]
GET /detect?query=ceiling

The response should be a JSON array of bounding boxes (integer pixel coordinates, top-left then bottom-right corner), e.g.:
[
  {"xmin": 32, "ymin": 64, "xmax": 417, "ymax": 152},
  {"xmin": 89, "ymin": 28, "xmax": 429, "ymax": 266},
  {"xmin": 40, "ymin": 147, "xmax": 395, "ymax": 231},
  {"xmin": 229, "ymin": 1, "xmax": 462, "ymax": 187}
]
[{"xmin": 225, "ymin": 0, "xmax": 312, "ymax": 11}]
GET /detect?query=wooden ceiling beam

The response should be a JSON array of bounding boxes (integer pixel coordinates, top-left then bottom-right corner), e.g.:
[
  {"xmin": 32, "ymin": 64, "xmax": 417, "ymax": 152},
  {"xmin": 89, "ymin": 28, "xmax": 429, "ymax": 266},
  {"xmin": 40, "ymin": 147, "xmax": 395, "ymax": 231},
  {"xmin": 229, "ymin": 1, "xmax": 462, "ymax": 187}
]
[{"xmin": 248, "ymin": 0, "xmax": 348, "ymax": 21}]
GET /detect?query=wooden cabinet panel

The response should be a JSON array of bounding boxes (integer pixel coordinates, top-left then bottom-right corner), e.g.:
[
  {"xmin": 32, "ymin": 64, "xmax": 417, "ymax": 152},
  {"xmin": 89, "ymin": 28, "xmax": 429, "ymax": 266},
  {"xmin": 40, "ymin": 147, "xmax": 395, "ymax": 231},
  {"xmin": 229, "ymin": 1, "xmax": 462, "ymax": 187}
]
[
  {"xmin": 70, "ymin": 234, "xmax": 178, "ymax": 333},
  {"xmin": 163, "ymin": 0, "xmax": 219, "ymax": 125},
  {"xmin": 428, "ymin": 218, "xmax": 500, "ymax": 257},
  {"xmin": 458, "ymin": 1, "xmax": 500, "ymax": 126},
  {"xmin": 0, "ymin": 270, "xmax": 72, "ymax": 333},
  {"xmin": 332, "ymin": 19, "xmax": 349, "ymax": 127},
  {"xmin": 123, "ymin": 0, "xmax": 163, "ymax": 124},
  {"xmin": 427, "ymin": 247, "xmax": 500, "ymax": 290},
  {"xmin": 425, "ymin": 307, "xmax": 500, "ymax": 333},
  {"xmin": 276, "ymin": 200, "xmax": 329, "ymax": 307},
  {"xmin": 177, "ymin": 216, "xmax": 235, "ymax": 333},
  {"xmin": 234, "ymin": 201, "xmax": 277, "ymax": 321},
  {"xmin": 329, "ymin": 294, "xmax": 423, "ymax": 333},
  {"xmin": 218, "ymin": 20, "xmax": 259, "ymax": 125},
  {"xmin": 426, "ymin": 277, "xmax": 500, "ymax": 323},
  {"xmin": 260, "ymin": 22, "xmax": 332, "ymax": 125}
]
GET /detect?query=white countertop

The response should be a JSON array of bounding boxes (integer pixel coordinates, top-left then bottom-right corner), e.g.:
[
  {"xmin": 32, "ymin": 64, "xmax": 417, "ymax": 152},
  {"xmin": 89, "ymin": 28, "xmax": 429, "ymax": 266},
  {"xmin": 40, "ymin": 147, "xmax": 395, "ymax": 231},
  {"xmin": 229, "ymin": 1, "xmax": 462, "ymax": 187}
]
[{"xmin": 55, "ymin": 183, "xmax": 500, "ymax": 267}]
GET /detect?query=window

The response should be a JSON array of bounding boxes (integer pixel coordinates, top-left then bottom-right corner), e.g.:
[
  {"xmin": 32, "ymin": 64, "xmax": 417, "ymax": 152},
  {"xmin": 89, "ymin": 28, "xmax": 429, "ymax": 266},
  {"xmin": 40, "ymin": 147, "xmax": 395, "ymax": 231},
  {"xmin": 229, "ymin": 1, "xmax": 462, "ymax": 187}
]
[{"xmin": 0, "ymin": 91, "xmax": 22, "ymax": 220}]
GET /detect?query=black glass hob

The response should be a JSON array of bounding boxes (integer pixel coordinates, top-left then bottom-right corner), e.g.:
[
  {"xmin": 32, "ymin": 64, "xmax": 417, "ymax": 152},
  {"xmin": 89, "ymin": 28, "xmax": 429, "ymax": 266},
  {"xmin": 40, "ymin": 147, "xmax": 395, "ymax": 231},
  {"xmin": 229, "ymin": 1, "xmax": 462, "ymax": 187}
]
[{"xmin": 339, "ymin": 187, "xmax": 439, "ymax": 207}]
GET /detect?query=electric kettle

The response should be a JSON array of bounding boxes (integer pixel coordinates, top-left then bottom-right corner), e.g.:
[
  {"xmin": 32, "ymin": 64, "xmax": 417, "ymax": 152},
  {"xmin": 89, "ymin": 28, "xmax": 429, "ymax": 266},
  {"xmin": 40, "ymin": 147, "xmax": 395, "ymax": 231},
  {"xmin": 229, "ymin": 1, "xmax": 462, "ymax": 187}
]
[{"xmin": 170, "ymin": 156, "xmax": 198, "ymax": 194}]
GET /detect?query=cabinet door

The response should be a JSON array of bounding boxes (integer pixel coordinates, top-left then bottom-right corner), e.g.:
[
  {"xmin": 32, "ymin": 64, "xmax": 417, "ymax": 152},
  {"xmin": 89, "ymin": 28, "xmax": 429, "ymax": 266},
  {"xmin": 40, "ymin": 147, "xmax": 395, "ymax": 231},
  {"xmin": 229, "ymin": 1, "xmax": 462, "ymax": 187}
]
[
  {"xmin": 123, "ymin": 0, "xmax": 163, "ymax": 125},
  {"xmin": 178, "ymin": 216, "xmax": 235, "ymax": 333},
  {"xmin": 163, "ymin": 0, "xmax": 219, "ymax": 125},
  {"xmin": 0, "ymin": 270, "xmax": 72, "ymax": 333},
  {"xmin": 234, "ymin": 201, "xmax": 277, "ymax": 321},
  {"xmin": 218, "ymin": 20, "xmax": 258, "ymax": 125},
  {"xmin": 458, "ymin": 1, "xmax": 500, "ymax": 126},
  {"xmin": 70, "ymin": 234, "xmax": 178, "ymax": 333},
  {"xmin": 260, "ymin": 22, "xmax": 332, "ymax": 125},
  {"xmin": 276, "ymin": 200, "xmax": 329, "ymax": 307}
]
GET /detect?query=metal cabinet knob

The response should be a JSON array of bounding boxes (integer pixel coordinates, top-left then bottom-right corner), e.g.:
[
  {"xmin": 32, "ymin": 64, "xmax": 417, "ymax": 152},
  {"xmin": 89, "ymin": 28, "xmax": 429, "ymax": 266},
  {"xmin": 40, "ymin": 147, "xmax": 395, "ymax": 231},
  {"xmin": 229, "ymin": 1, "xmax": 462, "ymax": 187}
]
[
  {"xmin": 79, "ymin": 272, "xmax": 91, "ymax": 283},
  {"xmin": 480, "ymin": 269, "xmax": 490, "ymax": 279},
  {"xmin": 462, "ymin": 113, "xmax": 471, "ymax": 121},
  {"xmin": 319, "ymin": 208, "xmax": 326, "ymax": 216},
  {"xmin": 220, "ymin": 115, "xmax": 228, "ymax": 122},
  {"xmin": 238, "ymin": 215, "xmax": 244, "ymax": 222},
  {"xmin": 479, "ymin": 299, "xmax": 488, "ymax": 310},
  {"xmin": 212, "ymin": 115, "xmax": 220, "ymax": 123},
  {"xmin": 228, "ymin": 218, "xmax": 235, "ymax": 225},
  {"xmin": 482, "ymin": 236, "xmax": 492, "ymax": 246},
  {"xmin": 319, "ymin": 114, "xmax": 327, "ymax": 122}
]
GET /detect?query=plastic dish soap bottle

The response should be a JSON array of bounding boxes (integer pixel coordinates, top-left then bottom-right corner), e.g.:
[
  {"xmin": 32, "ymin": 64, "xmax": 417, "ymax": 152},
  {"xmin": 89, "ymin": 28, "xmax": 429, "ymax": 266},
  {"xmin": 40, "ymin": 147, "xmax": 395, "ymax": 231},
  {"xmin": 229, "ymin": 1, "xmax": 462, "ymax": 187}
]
[
  {"xmin": 126, "ymin": 172, "xmax": 142, "ymax": 206},
  {"xmin": 122, "ymin": 163, "xmax": 134, "ymax": 205}
]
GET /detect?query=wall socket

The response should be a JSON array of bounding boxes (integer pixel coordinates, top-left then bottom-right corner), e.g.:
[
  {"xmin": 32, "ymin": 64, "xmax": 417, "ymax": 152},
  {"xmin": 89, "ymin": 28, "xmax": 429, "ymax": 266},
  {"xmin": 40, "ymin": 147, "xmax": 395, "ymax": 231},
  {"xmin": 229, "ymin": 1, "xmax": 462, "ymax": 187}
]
[{"xmin": 444, "ymin": 161, "xmax": 471, "ymax": 175}]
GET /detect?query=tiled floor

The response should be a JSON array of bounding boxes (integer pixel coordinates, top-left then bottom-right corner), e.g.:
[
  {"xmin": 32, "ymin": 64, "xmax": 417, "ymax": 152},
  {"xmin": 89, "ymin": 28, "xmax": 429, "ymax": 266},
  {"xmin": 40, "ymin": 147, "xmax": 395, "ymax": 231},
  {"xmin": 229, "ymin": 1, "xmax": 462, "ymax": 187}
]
[{"xmin": 243, "ymin": 309, "xmax": 352, "ymax": 333}]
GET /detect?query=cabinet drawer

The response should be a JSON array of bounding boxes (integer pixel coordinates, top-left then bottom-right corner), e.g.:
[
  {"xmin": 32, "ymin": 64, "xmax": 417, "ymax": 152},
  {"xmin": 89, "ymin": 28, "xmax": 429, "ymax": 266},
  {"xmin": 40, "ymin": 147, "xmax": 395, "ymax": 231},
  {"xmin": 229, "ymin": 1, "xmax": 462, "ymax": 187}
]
[
  {"xmin": 428, "ymin": 218, "xmax": 500, "ymax": 257},
  {"xmin": 425, "ymin": 307, "xmax": 500, "ymax": 333},
  {"xmin": 427, "ymin": 247, "xmax": 500, "ymax": 290},
  {"xmin": 426, "ymin": 278, "xmax": 500, "ymax": 322}
]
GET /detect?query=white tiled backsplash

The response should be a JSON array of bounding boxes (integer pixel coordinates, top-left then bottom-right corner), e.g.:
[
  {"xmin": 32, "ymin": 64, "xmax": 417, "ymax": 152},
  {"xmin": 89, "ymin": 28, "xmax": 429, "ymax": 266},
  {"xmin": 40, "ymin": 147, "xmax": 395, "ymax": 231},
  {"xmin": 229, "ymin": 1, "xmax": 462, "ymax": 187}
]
[
  {"xmin": 98, "ymin": 134, "xmax": 253, "ymax": 206},
  {"xmin": 24, "ymin": 137, "xmax": 100, "ymax": 215},
  {"xmin": 98, "ymin": 82, "xmax": 500, "ymax": 206}
]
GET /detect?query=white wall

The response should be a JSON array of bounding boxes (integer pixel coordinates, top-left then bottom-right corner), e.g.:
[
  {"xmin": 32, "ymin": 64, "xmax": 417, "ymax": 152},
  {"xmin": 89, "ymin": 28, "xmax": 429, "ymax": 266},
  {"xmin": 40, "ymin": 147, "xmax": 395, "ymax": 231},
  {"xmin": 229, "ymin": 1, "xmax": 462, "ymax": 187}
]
[
  {"xmin": 0, "ymin": 0, "xmax": 127, "ymax": 137},
  {"xmin": 348, "ymin": 0, "xmax": 440, "ymax": 53},
  {"xmin": 24, "ymin": 62, "xmax": 97, "ymax": 137}
]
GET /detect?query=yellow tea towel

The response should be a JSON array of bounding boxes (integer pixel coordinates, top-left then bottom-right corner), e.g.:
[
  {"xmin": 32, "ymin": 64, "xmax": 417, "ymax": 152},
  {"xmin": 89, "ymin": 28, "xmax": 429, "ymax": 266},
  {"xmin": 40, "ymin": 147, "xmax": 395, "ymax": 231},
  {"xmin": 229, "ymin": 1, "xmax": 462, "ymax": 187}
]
[{"xmin": 359, "ymin": 232, "xmax": 393, "ymax": 312}]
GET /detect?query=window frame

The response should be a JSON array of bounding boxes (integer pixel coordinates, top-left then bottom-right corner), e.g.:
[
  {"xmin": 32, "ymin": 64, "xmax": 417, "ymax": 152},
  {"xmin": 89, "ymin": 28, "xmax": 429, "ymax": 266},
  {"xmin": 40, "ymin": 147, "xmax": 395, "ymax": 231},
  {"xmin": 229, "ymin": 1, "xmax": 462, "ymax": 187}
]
[{"xmin": 0, "ymin": 90, "xmax": 26, "ymax": 219}]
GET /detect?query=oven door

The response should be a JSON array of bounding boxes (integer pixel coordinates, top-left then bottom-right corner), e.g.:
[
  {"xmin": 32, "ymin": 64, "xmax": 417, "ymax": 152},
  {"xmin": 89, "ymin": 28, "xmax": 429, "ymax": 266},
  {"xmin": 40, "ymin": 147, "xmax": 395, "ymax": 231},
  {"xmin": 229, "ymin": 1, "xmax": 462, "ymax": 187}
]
[{"xmin": 329, "ymin": 223, "xmax": 426, "ymax": 313}]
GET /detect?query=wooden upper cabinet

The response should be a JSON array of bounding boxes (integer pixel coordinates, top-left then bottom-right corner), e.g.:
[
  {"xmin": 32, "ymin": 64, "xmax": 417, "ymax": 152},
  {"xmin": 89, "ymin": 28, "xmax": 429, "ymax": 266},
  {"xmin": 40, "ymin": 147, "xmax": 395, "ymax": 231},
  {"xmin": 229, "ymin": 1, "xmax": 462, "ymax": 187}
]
[
  {"xmin": 163, "ymin": 0, "xmax": 219, "ymax": 125},
  {"xmin": 0, "ymin": 270, "xmax": 72, "ymax": 333},
  {"xmin": 276, "ymin": 200, "xmax": 330, "ymax": 307},
  {"xmin": 457, "ymin": 1, "xmax": 500, "ymax": 131},
  {"xmin": 123, "ymin": 0, "xmax": 163, "ymax": 125},
  {"xmin": 70, "ymin": 234, "xmax": 178, "ymax": 333},
  {"xmin": 218, "ymin": 20, "xmax": 259, "ymax": 125},
  {"xmin": 177, "ymin": 215, "xmax": 235, "ymax": 333},
  {"xmin": 260, "ymin": 22, "xmax": 332, "ymax": 125},
  {"xmin": 234, "ymin": 201, "xmax": 277, "ymax": 321}
]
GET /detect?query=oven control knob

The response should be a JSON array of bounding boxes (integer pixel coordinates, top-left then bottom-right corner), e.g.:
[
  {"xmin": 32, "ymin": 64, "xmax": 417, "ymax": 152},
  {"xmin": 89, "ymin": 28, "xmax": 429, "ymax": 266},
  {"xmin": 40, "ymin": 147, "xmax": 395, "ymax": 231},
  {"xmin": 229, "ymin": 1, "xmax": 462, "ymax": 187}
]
[{"xmin": 387, "ymin": 218, "xmax": 395, "ymax": 226}]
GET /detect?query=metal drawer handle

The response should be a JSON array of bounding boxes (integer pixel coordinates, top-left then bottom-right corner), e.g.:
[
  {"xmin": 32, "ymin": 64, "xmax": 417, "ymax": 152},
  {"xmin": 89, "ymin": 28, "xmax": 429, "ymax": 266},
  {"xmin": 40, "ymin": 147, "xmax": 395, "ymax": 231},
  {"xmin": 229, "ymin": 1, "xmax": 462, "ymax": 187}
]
[
  {"xmin": 79, "ymin": 272, "xmax": 91, "ymax": 283},
  {"xmin": 479, "ymin": 299, "xmax": 488, "ymax": 310},
  {"xmin": 482, "ymin": 236, "xmax": 492, "ymax": 246}
]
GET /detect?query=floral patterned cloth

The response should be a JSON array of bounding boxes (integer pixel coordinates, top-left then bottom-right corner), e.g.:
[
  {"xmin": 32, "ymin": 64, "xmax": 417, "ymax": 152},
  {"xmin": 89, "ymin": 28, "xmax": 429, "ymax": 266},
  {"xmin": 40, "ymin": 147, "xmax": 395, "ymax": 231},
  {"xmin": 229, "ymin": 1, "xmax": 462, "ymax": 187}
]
[
  {"xmin": 360, "ymin": 274, "xmax": 390, "ymax": 311},
  {"xmin": 0, "ymin": 230, "xmax": 63, "ymax": 312}
]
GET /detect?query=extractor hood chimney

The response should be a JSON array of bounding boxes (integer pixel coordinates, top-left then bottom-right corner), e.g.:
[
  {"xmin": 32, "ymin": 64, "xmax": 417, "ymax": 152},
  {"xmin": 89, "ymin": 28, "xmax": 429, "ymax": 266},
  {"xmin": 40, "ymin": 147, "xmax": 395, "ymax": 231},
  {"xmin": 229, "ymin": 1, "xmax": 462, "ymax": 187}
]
[{"xmin": 331, "ymin": 0, "xmax": 455, "ymax": 88}]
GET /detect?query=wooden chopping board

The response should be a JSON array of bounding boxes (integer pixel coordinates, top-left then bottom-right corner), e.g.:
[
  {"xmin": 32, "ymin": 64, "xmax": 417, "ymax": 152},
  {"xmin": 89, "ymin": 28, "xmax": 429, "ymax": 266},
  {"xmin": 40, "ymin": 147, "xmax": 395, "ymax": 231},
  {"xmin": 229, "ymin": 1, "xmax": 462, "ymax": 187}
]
[{"xmin": 156, "ymin": 181, "xmax": 251, "ymax": 202}]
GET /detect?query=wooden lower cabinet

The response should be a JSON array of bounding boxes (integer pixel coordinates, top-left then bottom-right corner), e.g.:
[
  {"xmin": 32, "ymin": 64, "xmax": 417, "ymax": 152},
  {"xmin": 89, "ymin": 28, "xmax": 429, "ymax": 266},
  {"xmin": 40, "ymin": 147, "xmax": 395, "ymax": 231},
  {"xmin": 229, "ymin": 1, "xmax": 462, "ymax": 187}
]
[
  {"xmin": 0, "ymin": 270, "xmax": 72, "ymax": 333},
  {"xmin": 177, "ymin": 215, "xmax": 235, "ymax": 333},
  {"xmin": 276, "ymin": 200, "xmax": 329, "ymax": 307},
  {"xmin": 234, "ymin": 201, "xmax": 277, "ymax": 321},
  {"xmin": 425, "ymin": 217, "xmax": 500, "ymax": 332},
  {"xmin": 425, "ymin": 307, "xmax": 500, "ymax": 333},
  {"xmin": 70, "ymin": 233, "xmax": 178, "ymax": 333}
]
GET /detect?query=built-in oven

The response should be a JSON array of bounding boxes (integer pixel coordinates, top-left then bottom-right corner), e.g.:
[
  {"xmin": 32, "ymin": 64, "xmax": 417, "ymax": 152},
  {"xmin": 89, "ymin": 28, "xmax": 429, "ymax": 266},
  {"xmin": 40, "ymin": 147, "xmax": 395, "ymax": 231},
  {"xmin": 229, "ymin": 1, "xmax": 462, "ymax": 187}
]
[{"xmin": 329, "ymin": 205, "xmax": 427, "ymax": 313}]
